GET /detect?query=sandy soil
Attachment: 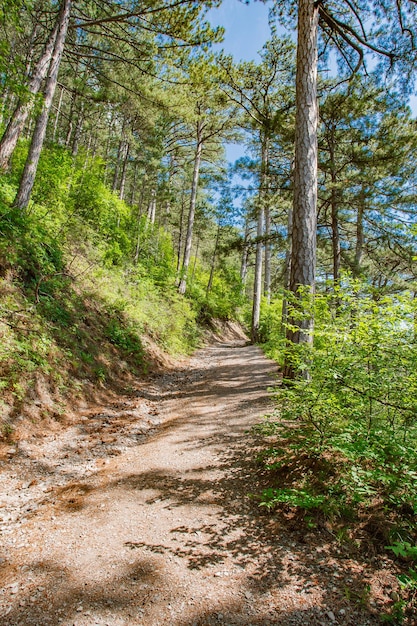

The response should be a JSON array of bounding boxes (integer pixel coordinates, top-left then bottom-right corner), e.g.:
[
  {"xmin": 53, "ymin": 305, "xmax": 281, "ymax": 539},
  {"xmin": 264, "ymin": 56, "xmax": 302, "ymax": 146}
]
[{"xmin": 0, "ymin": 338, "xmax": 401, "ymax": 625}]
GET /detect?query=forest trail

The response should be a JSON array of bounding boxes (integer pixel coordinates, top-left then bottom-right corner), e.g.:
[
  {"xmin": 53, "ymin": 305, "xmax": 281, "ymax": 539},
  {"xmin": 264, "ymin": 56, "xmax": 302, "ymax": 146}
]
[{"xmin": 0, "ymin": 338, "xmax": 388, "ymax": 625}]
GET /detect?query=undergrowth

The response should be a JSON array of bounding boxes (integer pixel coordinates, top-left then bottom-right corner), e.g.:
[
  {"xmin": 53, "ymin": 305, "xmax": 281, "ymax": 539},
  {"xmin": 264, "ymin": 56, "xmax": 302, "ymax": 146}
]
[
  {"xmin": 0, "ymin": 144, "xmax": 246, "ymax": 434},
  {"xmin": 255, "ymin": 283, "xmax": 417, "ymax": 623}
]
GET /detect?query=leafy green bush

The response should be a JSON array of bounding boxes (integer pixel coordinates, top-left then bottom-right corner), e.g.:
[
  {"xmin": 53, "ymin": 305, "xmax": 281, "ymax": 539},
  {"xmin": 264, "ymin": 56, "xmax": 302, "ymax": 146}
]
[{"xmin": 257, "ymin": 281, "xmax": 417, "ymax": 542}]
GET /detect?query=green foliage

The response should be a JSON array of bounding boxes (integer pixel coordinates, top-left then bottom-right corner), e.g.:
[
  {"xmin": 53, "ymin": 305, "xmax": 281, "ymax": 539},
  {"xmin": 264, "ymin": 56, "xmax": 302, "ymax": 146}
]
[
  {"xmin": 257, "ymin": 297, "xmax": 284, "ymax": 346},
  {"xmin": 187, "ymin": 263, "xmax": 247, "ymax": 322},
  {"xmin": 0, "ymin": 140, "xmax": 220, "ymax": 423},
  {"xmin": 257, "ymin": 280, "xmax": 417, "ymax": 544},
  {"xmin": 260, "ymin": 487, "xmax": 325, "ymax": 510},
  {"xmin": 386, "ymin": 542, "xmax": 417, "ymax": 561}
]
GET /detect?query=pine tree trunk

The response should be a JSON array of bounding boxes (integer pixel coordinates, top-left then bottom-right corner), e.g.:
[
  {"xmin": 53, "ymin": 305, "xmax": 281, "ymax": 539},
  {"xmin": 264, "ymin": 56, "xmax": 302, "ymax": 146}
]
[
  {"xmin": 264, "ymin": 200, "xmax": 271, "ymax": 303},
  {"xmin": 129, "ymin": 161, "xmax": 138, "ymax": 205},
  {"xmin": 283, "ymin": 0, "xmax": 319, "ymax": 378},
  {"xmin": 176, "ymin": 189, "xmax": 186, "ymax": 273},
  {"xmin": 52, "ymin": 84, "xmax": 64, "ymax": 143},
  {"xmin": 206, "ymin": 223, "xmax": 220, "ymax": 295},
  {"xmin": 119, "ymin": 142, "xmax": 130, "ymax": 200},
  {"xmin": 281, "ymin": 206, "xmax": 293, "ymax": 332},
  {"xmin": 0, "ymin": 19, "xmax": 59, "ymax": 170},
  {"xmin": 240, "ymin": 218, "xmax": 250, "ymax": 291},
  {"xmin": 134, "ymin": 182, "xmax": 146, "ymax": 264},
  {"xmin": 251, "ymin": 135, "xmax": 269, "ymax": 342},
  {"xmin": 178, "ymin": 120, "xmax": 203, "ymax": 295},
  {"xmin": 112, "ymin": 139, "xmax": 123, "ymax": 192},
  {"xmin": 354, "ymin": 186, "xmax": 365, "ymax": 277},
  {"xmin": 189, "ymin": 237, "xmax": 200, "ymax": 286},
  {"xmin": 251, "ymin": 203, "xmax": 264, "ymax": 342},
  {"xmin": 329, "ymin": 126, "xmax": 340, "ymax": 288},
  {"xmin": 147, "ymin": 188, "xmax": 156, "ymax": 224},
  {"xmin": 13, "ymin": 0, "xmax": 72, "ymax": 211}
]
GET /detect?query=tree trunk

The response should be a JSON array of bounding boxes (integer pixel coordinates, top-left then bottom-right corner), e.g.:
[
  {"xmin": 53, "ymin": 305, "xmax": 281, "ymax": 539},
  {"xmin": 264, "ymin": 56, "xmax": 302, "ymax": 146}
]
[
  {"xmin": 52, "ymin": 84, "xmax": 64, "ymax": 143},
  {"xmin": 134, "ymin": 182, "xmax": 146, "ymax": 264},
  {"xmin": 189, "ymin": 237, "xmax": 200, "ymax": 287},
  {"xmin": 112, "ymin": 139, "xmax": 123, "ymax": 192},
  {"xmin": 129, "ymin": 161, "xmax": 138, "ymax": 205},
  {"xmin": 206, "ymin": 222, "xmax": 220, "ymax": 296},
  {"xmin": 354, "ymin": 185, "xmax": 365, "ymax": 277},
  {"xmin": 176, "ymin": 189, "xmax": 186, "ymax": 273},
  {"xmin": 281, "ymin": 206, "xmax": 293, "ymax": 332},
  {"xmin": 251, "ymin": 134, "xmax": 269, "ymax": 342},
  {"xmin": 329, "ymin": 126, "xmax": 340, "ymax": 288},
  {"xmin": 264, "ymin": 199, "xmax": 271, "ymax": 303},
  {"xmin": 119, "ymin": 142, "xmax": 130, "ymax": 201},
  {"xmin": 178, "ymin": 120, "xmax": 203, "ymax": 295},
  {"xmin": 283, "ymin": 0, "xmax": 319, "ymax": 378},
  {"xmin": 147, "ymin": 188, "xmax": 156, "ymax": 224},
  {"xmin": 13, "ymin": 0, "xmax": 72, "ymax": 210},
  {"xmin": 0, "ymin": 19, "xmax": 59, "ymax": 170},
  {"xmin": 251, "ymin": 203, "xmax": 264, "ymax": 342},
  {"xmin": 240, "ymin": 218, "xmax": 250, "ymax": 291}
]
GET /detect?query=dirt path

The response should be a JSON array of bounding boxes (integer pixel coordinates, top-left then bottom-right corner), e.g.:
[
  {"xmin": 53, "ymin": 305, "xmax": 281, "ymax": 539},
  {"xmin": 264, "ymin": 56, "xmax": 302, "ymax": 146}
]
[{"xmin": 0, "ymin": 341, "xmax": 393, "ymax": 625}]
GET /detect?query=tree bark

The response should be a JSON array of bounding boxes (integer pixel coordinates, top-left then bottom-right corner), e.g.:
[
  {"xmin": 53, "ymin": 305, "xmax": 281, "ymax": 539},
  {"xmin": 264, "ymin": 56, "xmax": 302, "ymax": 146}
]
[
  {"xmin": 283, "ymin": 0, "xmax": 319, "ymax": 377},
  {"xmin": 329, "ymin": 127, "xmax": 341, "ymax": 289},
  {"xmin": 178, "ymin": 119, "xmax": 203, "ymax": 295},
  {"xmin": 251, "ymin": 134, "xmax": 269, "ymax": 342},
  {"xmin": 206, "ymin": 222, "xmax": 220, "ymax": 296},
  {"xmin": 134, "ymin": 181, "xmax": 146, "ymax": 264},
  {"xmin": 354, "ymin": 185, "xmax": 365, "ymax": 277},
  {"xmin": 147, "ymin": 188, "xmax": 156, "ymax": 224},
  {"xmin": 129, "ymin": 161, "xmax": 138, "ymax": 205},
  {"xmin": 189, "ymin": 237, "xmax": 200, "ymax": 287},
  {"xmin": 264, "ymin": 199, "xmax": 271, "ymax": 303},
  {"xmin": 52, "ymin": 84, "xmax": 64, "ymax": 143},
  {"xmin": 119, "ymin": 142, "xmax": 130, "ymax": 200},
  {"xmin": 281, "ymin": 205, "xmax": 293, "ymax": 332},
  {"xmin": 240, "ymin": 217, "xmax": 250, "ymax": 291},
  {"xmin": 0, "ymin": 19, "xmax": 59, "ymax": 170},
  {"xmin": 176, "ymin": 188, "xmax": 186, "ymax": 273},
  {"xmin": 13, "ymin": 0, "xmax": 72, "ymax": 210}
]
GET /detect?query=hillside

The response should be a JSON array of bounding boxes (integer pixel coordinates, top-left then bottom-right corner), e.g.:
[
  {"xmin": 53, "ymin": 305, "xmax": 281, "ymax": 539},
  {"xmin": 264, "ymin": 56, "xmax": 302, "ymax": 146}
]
[{"xmin": 0, "ymin": 145, "xmax": 247, "ymax": 446}]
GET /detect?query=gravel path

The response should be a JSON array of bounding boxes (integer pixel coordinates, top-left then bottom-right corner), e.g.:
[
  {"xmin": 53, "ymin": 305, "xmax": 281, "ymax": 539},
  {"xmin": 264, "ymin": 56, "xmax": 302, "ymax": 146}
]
[{"xmin": 0, "ymin": 340, "xmax": 397, "ymax": 625}]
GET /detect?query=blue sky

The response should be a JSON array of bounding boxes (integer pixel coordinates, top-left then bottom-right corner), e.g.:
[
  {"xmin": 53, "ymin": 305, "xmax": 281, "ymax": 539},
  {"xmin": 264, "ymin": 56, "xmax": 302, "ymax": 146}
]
[
  {"xmin": 207, "ymin": 0, "xmax": 273, "ymax": 163},
  {"xmin": 207, "ymin": 0, "xmax": 417, "ymax": 165},
  {"xmin": 208, "ymin": 0, "xmax": 272, "ymax": 63}
]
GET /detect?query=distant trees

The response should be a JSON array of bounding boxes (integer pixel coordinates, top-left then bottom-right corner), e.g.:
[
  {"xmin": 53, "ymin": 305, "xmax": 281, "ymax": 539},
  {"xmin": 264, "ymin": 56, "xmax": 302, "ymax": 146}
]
[{"xmin": 220, "ymin": 37, "xmax": 295, "ymax": 340}]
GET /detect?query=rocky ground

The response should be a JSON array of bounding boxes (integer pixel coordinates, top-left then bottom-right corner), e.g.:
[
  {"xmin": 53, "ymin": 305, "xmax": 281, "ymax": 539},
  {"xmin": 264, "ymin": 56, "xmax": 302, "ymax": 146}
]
[{"xmin": 0, "ymin": 334, "xmax": 406, "ymax": 625}]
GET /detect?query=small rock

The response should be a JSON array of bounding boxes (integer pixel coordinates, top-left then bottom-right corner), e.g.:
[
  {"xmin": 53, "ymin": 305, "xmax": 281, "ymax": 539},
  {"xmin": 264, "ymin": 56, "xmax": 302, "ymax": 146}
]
[
  {"xmin": 327, "ymin": 610, "xmax": 336, "ymax": 622},
  {"xmin": 390, "ymin": 591, "xmax": 400, "ymax": 602}
]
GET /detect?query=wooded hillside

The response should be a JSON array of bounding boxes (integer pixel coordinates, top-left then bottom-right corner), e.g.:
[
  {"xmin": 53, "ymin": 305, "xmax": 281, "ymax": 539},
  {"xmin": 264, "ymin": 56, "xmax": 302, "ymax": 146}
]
[{"xmin": 1, "ymin": 2, "xmax": 417, "ymax": 621}]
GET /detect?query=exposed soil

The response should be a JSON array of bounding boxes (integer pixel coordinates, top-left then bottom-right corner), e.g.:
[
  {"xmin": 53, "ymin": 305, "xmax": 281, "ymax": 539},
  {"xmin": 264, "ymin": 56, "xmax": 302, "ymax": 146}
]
[{"xmin": 0, "ymin": 331, "xmax": 405, "ymax": 625}]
